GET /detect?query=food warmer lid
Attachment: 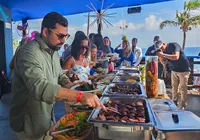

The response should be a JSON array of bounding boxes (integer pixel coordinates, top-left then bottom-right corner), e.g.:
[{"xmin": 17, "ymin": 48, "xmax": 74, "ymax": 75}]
[
  {"xmin": 154, "ymin": 111, "xmax": 200, "ymax": 132},
  {"xmin": 149, "ymin": 98, "xmax": 178, "ymax": 111}
]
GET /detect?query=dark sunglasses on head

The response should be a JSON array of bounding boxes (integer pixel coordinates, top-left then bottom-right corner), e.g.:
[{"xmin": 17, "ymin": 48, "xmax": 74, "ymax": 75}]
[
  {"xmin": 81, "ymin": 46, "xmax": 88, "ymax": 50},
  {"xmin": 49, "ymin": 29, "xmax": 70, "ymax": 40}
]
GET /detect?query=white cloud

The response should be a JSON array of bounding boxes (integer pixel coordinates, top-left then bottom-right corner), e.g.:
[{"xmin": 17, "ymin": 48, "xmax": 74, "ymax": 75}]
[
  {"xmin": 84, "ymin": 19, "xmax": 144, "ymax": 36},
  {"xmin": 190, "ymin": 8, "xmax": 200, "ymax": 16},
  {"xmin": 144, "ymin": 15, "xmax": 163, "ymax": 31}
]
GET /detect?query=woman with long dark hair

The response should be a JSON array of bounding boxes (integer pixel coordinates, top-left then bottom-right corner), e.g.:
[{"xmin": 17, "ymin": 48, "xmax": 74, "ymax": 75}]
[{"xmin": 63, "ymin": 34, "xmax": 91, "ymax": 82}]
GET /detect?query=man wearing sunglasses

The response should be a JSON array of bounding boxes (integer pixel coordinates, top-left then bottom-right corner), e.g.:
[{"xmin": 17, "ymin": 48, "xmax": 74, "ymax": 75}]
[
  {"xmin": 155, "ymin": 41, "xmax": 190, "ymax": 110},
  {"xmin": 10, "ymin": 12, "xmax": 105, "ymax": 140}
]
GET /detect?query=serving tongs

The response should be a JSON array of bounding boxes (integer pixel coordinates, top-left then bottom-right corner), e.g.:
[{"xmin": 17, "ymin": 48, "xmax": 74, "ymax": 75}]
[
  {"xmin": 70, "ymin": 104, "xmax": 93, "ymax": 111},
  {"xmin": 105, "ymin": 107, "xmax": 122, "ymax": 115},
  {"xmin": 50, "ymin": 125, "xmax": 75, "ymax": 135},
  {"xmin": 70, "ymin": 104, "xmax": 121, "ymax": 115}
]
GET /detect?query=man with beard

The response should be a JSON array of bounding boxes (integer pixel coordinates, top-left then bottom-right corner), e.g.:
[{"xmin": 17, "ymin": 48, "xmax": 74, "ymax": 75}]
[{"xmin": 9, "ymin": 12, "xmax": 104, "ymax": 140}]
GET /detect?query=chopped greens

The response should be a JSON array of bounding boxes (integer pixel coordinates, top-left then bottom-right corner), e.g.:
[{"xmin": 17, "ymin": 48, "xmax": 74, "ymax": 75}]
[{"xmin": 55, "ymin": 112, "xmax": 91, "ymax": 138}]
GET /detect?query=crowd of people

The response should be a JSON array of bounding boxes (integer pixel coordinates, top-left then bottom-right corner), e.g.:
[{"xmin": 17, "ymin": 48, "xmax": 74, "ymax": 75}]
[
  {"xmin": 58, "ymin": 28, "xmax": 145, "ymax": 83},
  {"xmin": 8, "ymin": 11, "xmax": 191, "ymax": 140}
]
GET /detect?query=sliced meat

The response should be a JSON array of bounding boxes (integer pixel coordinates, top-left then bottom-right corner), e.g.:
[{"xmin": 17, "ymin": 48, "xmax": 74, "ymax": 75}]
[
  {"xmin": 99, "ymin": 114, "xmax": 106, "ymax": 120},
  {"xmin": 106, "ymin": 116, "xmax": 117, "ymax": 121}
]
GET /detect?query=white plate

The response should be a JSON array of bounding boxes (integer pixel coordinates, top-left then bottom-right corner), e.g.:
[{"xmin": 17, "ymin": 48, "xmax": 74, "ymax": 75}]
[
  {"xmin": 97, "ymin": 57, "xmax": 109, "ymax": 62},
  {"xmin": 71, "ymin": 84, "xmax": 105, "ymax": 93}
]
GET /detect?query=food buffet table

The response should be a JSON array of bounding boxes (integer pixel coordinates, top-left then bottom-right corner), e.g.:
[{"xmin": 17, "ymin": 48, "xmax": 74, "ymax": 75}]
[{"xmin": 51, "ymin": 63, "xmax": 200, "ymax": 140}]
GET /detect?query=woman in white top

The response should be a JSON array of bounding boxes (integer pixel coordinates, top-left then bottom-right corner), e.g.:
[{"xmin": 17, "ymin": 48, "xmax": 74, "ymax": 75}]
[{"xmin": 63, "ymin": 34, "xmax": 92, "ymax": 82}]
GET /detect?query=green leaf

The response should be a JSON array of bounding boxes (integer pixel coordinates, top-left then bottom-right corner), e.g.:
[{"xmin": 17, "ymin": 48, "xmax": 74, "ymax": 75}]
[
  {"xmin": 58, "ymin": 123, "xmax": 66, "ymax": 129},
  {"xmin": 160, "ymin": 20, "xmax": 179, "ymax": 29}
]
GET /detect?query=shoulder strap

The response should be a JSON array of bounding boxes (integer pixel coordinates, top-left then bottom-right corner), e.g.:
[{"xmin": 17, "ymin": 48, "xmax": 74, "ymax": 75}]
[{"xmin": 71, "ymin": 56, "xmax": 76, "ymax": 65}]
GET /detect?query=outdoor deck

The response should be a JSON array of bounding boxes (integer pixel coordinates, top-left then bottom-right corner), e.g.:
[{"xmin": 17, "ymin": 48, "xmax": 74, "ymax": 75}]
[{"xmin": 0, "ymin": 93, "xmax": 66, "ymax": 140}]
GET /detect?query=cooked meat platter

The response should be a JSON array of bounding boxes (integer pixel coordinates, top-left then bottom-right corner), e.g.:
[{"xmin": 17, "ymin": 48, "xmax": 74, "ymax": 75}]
[
  {"xmin": 88, "ymin": 97, "xmax": 154, "ymax": 130},
  {"xmin": 103, "ymin": 83, "xmax": 146, "ymax": 97}
]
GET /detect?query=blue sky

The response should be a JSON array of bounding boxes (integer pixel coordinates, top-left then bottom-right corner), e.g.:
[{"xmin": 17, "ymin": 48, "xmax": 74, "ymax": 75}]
[{"xmin": 12, "ymin": 0, "xmax": 200, "ymax": 55}]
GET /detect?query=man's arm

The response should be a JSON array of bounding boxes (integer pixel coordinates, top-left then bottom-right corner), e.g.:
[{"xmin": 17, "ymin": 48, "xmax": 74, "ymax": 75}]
[
  {"xmin": 162, "ymin": 52, "xmax": 180, "ymax": 60},
  {"xmin": 16, "ymin": 47, "xmax": 104, "ymax": 108},
  {"xmin": 56, "ymin": 88, "xmax": 102, "ymax": 108},
  {"xmin": 157, "ymin": 43, "xmax": 180, "ymax": 60}
]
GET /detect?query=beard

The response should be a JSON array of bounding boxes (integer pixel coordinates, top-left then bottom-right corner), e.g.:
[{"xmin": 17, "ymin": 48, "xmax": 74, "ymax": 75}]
[
  {"xmin": 49, "ymin": 44, "xmax": 63, "ymax": 51},
  {"xmin": 45, "ymin": 37, "xmax": 64, "ymax": 51}
]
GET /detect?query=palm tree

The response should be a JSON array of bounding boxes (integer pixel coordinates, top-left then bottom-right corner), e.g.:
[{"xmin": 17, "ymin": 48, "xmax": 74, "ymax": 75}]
[{"xmin": 160, "ymin": 0, "xmax": 200, "ymax": 50}]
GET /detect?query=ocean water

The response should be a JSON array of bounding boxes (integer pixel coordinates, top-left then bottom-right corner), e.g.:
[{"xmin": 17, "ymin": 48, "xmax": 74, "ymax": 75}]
[
  {"xmin": 142, "ymin": 47, "xmax": 200, "ymax": 72},
  {"xmin": 142, "ymin": 47, "xmax": 200, "ymax": 57}
]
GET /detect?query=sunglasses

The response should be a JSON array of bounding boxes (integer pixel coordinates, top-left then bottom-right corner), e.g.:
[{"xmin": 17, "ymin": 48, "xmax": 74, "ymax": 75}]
[
  {"xmin": 81, "ymin": 46, "xmax": 88, "ymax": 50},
  {"xmin": 49, "ymin": 29, "xmax": 70, "ymax": 40}
]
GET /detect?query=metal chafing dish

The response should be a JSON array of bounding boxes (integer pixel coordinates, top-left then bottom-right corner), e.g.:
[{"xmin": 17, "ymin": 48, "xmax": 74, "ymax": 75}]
[
  {"xmin": 152, "ymin": 111, "xmax": 200, "ymax": 140},
  {"xmin": 112, "ymin": 75, "xmax": 140, "ymax": 83},
  {"xmin": 88, "ymin": 97, "xmax": 154, "ymax": 140},
  {"xmin": 102, "ymin": 83, "xmax": 146, "ymax": 98},
  {"xmin": 116, "ymin": 70, "xmax": 140, "ymax": 76},
  {"xmin": 119, "ymin": 66, "xmax": 139, "ymax": 71}
]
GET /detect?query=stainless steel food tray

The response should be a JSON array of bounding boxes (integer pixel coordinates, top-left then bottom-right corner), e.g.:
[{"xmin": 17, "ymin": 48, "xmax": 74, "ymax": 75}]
[
  {"xmin": 116, "ymin": 70, "xmax": 140, "ymax": 76},
  {"xmin": 88, "ymin": 97, "xmax": 154, "ymax": 131},
  {"xmin": 119, "ymin": 66, "xmax": 139, "ymax": 71},
  {"xmin": 112, "ymin": 75, "xmax": 140, "ymax": 83},
  {"xmin": 102, "ymin": 83, "xmax": 146, "ymax": 98},
  {"xmin": 98, "ymin": 127, "xmax": 152, "ymax": 140}
]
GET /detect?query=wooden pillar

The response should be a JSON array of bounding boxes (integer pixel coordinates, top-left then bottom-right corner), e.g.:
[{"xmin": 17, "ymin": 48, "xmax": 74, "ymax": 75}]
[{"xmin": 87, "ymin": 12, "xmax": 90, "ymax": 36}]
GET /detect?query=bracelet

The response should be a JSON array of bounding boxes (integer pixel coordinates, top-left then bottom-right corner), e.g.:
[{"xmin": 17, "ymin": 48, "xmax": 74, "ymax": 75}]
[{"xmin": 77, "ymin": 91, "xmax": 83, "ymax": 102}]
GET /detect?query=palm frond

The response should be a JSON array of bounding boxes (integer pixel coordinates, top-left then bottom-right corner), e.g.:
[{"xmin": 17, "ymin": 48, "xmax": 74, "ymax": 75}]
[
  {"xmin": 185, "ymin": 0, "xmax": 200, "ymax": 11},
  {"xmin": 189, "ymin": 15, "xmax": 200, "ymax": 26},
  {"xmin": 160, "ymin": 20, "xmax": 179, "ymax": 29},
  {"xmin": 189, "ymin": 15, "xmax": 200, "ymax": 21}
]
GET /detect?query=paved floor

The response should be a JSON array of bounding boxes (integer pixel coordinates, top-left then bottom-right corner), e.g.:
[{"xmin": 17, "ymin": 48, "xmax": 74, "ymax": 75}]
[
  {"xmin": 0, "ymin": 93, "xmax": 18, "ymax": 140},
  {"xmin": 0, "ymin": 93, "xmax": 66, "ymax": 140}
]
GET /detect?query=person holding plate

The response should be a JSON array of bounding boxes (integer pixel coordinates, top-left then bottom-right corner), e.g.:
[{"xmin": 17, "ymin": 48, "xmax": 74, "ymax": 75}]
[{"xmin": 115, "ymin": 37, "xmax": 134, "ymax": 66}]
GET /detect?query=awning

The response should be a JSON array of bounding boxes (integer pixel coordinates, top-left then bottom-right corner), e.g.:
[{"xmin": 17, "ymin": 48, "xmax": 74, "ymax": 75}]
[{"xmin": 0, "ymin": 0, "xmax": 173, "ymax": 21}]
